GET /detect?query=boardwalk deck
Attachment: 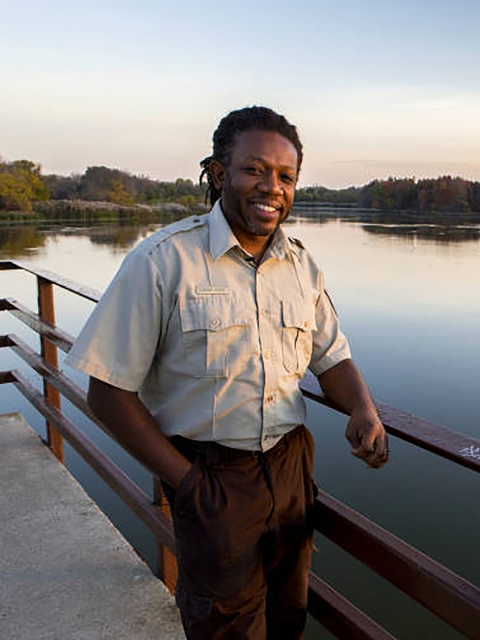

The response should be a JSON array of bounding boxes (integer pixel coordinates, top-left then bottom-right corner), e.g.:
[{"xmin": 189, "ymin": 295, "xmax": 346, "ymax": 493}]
[{"xmin": 0, "ymin": 412, "xmax": 185, "ymax": 640}]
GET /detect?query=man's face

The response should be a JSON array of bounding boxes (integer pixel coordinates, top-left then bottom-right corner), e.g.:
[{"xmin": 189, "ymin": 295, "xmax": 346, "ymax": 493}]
[{"xmin": 211, "ymin": 130, "xmax": 298, "ymax": 255}]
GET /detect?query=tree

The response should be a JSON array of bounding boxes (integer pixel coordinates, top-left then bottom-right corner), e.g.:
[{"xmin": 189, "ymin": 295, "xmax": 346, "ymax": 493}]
[
  {"xmin": 107, "ymin": 178, "xmax": 135, "ymax": 205},
  {"xmin": 0, "ymin": 160, "xmax": 49, "ymax": 211},
  {"xmin": 44, "ymin": 173, "xmax": 81, "ymax": 199}
]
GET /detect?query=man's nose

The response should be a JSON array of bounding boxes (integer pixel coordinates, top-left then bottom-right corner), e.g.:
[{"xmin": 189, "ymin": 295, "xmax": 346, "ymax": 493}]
[{"xmin": 258, "ymin": 171, "xmax": 283, "ymax": 194}]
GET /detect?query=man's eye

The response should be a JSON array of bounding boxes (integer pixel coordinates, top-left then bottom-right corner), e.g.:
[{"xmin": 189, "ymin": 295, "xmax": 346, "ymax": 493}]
[
  {"xmin": 281, "ymin": 174, "xmax": 295, "ymax": 184},
  {"xmin": 244, "ymin": 166, "xmax": 262, "ymax": 175}
]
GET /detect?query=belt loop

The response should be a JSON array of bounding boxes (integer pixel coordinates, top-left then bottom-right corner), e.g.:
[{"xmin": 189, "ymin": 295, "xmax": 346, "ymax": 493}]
[{"xmin": 204, "ymin": 442, "xmax": 222, "ymax": 467}]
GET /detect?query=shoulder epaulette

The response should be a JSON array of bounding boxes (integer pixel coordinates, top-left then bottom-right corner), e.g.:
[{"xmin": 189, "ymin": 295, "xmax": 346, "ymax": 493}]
[
  {"xmin": 147, "ymin": 213, "xmax": 208, "ymax": 247},
  {"xmin": 288, "ymin": 236, "xmax": 306, "ymax": 250}
]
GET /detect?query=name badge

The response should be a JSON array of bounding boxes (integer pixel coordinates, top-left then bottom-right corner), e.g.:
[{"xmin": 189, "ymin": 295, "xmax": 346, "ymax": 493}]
[{"xmin": 195, "ymin": 286, "xmax": 231, "ymax": 296}]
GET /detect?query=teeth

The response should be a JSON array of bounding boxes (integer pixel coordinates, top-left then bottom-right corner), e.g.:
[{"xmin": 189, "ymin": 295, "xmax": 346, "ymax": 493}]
[{"xmin": 254, "ymin": 203, "xmax": 277, "ymax": 212}]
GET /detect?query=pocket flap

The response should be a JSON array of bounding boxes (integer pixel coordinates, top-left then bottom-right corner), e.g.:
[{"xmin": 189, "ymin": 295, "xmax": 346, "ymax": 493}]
[
  {"xmin": 281, "ymin": 300, "xmax": 317, "ymax": 331},
  {"xmin": 181, "ymin": 297, "xmax": 249, "ymax": 332}
]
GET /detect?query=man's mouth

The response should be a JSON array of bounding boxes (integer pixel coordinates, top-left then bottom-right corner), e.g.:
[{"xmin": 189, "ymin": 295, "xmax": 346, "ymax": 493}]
[{"xmin": 251, "ymin": 202, "xmax": 281, "ymax": 214}]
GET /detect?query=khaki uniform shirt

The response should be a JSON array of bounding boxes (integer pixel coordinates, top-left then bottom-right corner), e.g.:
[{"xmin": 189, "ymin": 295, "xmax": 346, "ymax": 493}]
[{"xmin": 65, "ymin": 202, "xmax": 351, "ymax": 451}]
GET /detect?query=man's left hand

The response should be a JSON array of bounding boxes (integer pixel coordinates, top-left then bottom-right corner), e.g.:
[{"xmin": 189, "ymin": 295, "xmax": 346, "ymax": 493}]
[{"xmin": 345, "ymin": 407, "xmax": 389, "ymax": 469}]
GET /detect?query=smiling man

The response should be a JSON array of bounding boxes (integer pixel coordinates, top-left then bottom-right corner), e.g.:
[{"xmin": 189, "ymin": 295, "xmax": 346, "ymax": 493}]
[
  {"xmin": 208, "ymin": 129, "xmax": 297, "ymax": 254},
  {"xmin": 65, "ymin": 106, "xmax": 388, "ymax": 640}
]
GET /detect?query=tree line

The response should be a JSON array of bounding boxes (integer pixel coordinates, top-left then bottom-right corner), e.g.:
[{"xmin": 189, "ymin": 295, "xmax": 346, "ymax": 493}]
[
  {"xmin": 0, "ymin": 160, "xmax": 208, "ymax": 214},
  {"xmin": 296, "ymin": 176, "xmax": 480, "ymax": 213},
  {"xmin": 1, "ymin": 156, "xmax": 480, "ymax": 215}
]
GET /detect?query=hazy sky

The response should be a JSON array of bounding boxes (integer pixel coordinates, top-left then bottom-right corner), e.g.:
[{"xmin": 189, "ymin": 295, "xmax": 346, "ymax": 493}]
[{"xmin": 2, "ymin": 0, "xmax": 479, "ymax": 188}]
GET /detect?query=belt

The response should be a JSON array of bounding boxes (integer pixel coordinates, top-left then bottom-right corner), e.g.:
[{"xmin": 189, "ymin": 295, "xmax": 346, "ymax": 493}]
[{"xmin": 170, "ymin": 426, "xmax": 303, "ymax": 466}]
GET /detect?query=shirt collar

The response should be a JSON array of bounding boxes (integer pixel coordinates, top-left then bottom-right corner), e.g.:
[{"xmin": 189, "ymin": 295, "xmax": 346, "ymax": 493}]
[
  {"xmin": 208, "ymin": 201, "xmax": 241, "ymax": 260},
  {"xmin": 208, "ymin": 200, "xmax": 294, "ymax": 262}
]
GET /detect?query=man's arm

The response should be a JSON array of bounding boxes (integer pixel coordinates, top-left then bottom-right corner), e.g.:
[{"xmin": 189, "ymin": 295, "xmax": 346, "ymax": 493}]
[
  {"xmin": 318, "ymin": 359, "xmax": 389, "ymax": 468},
  {"xmin": 87, "ymin": 377, "xmax": 192, "ymax": 489}
]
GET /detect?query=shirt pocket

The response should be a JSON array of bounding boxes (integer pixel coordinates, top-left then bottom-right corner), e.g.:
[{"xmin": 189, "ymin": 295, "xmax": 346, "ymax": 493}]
[
  {"xmin": 180, "ymin": 297, "xmax": 249, "ymax": 378},
  {"xmin": 281, "ymin": 299, "xmax": 317, "ymax": 374}
]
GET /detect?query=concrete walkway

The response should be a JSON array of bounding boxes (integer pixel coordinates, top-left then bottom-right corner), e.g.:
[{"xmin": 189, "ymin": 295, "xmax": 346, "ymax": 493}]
[{"xmin": 0, "ymin": 412, "xmax": 185, "ymax": 640}]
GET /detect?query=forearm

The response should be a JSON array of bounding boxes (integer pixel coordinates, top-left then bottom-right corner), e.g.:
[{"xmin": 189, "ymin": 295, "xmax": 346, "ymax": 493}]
[
  {"xmin": 318, "ymin": 358, "xmax": 376, "ymax": 415},
  {"xmin": 318, "ymin": 359, "xmax": 389, "ymax": 468},
  {"xmin": 87, "ymin": 377, "xmax": 191, "ymax": 489}
]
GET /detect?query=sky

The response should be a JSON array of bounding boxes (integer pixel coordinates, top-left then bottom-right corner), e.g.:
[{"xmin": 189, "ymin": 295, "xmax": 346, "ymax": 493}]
[{"xmin": 1, "ymin": 0, "xmax": 480, "ymax": 188}]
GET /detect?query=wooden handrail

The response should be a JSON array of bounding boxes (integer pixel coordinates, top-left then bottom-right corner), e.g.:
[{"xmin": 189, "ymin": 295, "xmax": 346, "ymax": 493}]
[
  {"xmin": 0, "ymin": 259, "xmax": 101, "ymax": 302},
  {"xmin": 315, "ymin": 492, "xmax": 480, "ymax": 639},
  {"xmin": 307, "ymin": 574, "xmax": 396, "ymax": 640},
  {"xmin": 300, "ymin": 371, "xmax": 480, "ymax": 474}
]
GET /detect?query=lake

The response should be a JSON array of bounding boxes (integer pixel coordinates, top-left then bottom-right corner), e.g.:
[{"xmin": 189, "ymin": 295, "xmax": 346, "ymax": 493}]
[{"xmin": 1, "ymin": 208, "xmax": 479, "ymax": 639}]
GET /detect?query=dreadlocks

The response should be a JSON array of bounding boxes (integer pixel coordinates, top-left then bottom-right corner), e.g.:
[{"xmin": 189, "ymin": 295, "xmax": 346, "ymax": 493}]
[{"xmin": 200, "ymin": 106, "xmax": 303, "ymax": 207}]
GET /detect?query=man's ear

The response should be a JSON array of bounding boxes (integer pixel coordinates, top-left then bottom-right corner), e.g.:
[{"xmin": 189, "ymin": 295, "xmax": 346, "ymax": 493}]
[{"xmin": 209, "ymin": 160, "xmax": 226, "ymax": 192}]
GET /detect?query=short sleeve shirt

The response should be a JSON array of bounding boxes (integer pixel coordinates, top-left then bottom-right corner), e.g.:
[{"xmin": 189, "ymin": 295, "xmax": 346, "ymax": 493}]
[{"xmin": 65, "ymin": 202, "xmax": 351, "ymax": 451}]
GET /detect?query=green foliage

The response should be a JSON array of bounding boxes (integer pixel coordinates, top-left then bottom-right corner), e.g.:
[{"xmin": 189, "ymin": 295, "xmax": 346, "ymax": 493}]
[
  {"xmin": 295, "ymin": 185, "xmax": 359, "ymax": 206},
  {"xmin": 107, "ymin": 178, "xmax": 135, "ymax": 205},
  {"xmin": 0, "ymin": 159, "xmax": 49, "ymax": 211}
]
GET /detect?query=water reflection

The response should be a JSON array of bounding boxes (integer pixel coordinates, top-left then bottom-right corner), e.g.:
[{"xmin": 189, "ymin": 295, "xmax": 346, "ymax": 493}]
[
  {"xmin": 2, "ymin": 209, "xmax": 480, "ymax": 260},
  {"xmin": 0, "ymin": 226, "xmax": 47, "ymax": 258},
  {"xmin": 73, "ymin": 225, "xmax": 153, "ymax": 251},
  {"xmin": 291, "ymin": 208, "xmax": 480, "ymax": 244},
  {"xmin": 361, "ymin": 223, "xmax": 480, "ymax": 243},
  {"xmin": 0, "ymin": 211, "xmax": 186, "ymax": 259}
]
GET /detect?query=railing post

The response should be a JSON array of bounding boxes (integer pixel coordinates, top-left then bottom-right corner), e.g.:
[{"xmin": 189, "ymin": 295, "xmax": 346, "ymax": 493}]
[
  {"xmin": 37, "ymin": 276, "xmax": 64, "ymax": 463},
  {"xmin": 152, "ymin": 477, "xmax": 177, "ymax": 592}
]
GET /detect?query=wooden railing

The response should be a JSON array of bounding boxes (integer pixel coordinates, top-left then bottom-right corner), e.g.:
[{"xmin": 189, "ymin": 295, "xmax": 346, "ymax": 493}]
[{"xmin": 1, "ymin": 258, "xmax": 480, "ymax": 639}]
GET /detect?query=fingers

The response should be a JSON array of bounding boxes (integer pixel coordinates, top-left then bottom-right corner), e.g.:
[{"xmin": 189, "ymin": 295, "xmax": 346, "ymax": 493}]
[
  {"xmin": 351, "ymin": 433, "xmax": 389, "ymax": 469},
  {"xmin": 345, "ymin": 410, "xmax": 390, "ymax": 469}
]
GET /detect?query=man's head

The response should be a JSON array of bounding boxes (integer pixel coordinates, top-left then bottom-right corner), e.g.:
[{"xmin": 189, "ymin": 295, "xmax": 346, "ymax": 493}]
[
  {"xmin": 200, "ymin": 106, "xmax": 303, "ymax": 207},
  {"xmin": 200, "ymin": 106, "xmax": 303, "ymax": 257}
]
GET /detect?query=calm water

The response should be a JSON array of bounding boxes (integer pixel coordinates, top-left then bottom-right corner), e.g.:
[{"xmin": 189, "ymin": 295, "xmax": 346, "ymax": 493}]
[{"xmin": 1, "ymin": 209, "xmax": 479, "ymax": 639}]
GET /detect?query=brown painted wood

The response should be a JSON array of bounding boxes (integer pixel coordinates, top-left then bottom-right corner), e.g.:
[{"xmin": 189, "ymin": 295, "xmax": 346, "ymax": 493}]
[
  {"xmin": 0, "ymin": 335, "xmax": 14, "ymax": 348},
  {"xmin": 0, "ymin": 260, "xmax": 18, "ymax": 271},
  {"xmin": 0, "ymin": 370, "xmax": 15, "ymax": 384},
  {"xmin": 315, "ymin": 491, "xmax": 480, "ymax": 639},
  {"xmin": 0, "ymin": 298, "xmax": 13, "ymax": 311},
  {"xmin": 2, "ymin": 297, "xmax": 74, "ymax": 352},
  {"xmin": 153, "ymin": 477, "xmax": 178, "ymax": 592},
  {"xmin": 300, "ymin": 371, "xmax": 480, "ymax": 474},
  {"xmin": 0, "ymin": 259, "xmax": 101, "ymax": 302},
  {"xmin": 37, "ymin": 277, "xmax": 64, "ymax": 462},
  {"xmin": 6, "ymin": 333, "xmax": 95, "ymax": 420},
  {"xmin": 308, "ymin": 574, "xmax": 396, "ymax": 639}
]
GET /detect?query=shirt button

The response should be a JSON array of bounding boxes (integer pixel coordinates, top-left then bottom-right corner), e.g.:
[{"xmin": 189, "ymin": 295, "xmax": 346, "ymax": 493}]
[
  {"xmin": 211, "ymin": 318, "xmax": 220, "ymax": 328},
  {"xmin": 285, "ymin": 361, "xmax": 295, "ymax": 372},
  {"xmin": 265, "ymin": 350, "xmax": 272, "ymax": 360},
  {"xmin": 266, "ymin": 395, "xmax": 274, "ymax": 402},
  {"xmin": 304, "ymin": 320, "xmax": 310, "ymax": 328},
  {"xmin": 261, "ymin": 309, "xmax": 268, "ymax": 317}
]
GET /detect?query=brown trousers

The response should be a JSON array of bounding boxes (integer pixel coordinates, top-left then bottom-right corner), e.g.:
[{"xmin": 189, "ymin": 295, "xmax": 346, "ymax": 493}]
[{"xmin": 165, "ymin": 425, "xmax": 316, "ymax": 640}]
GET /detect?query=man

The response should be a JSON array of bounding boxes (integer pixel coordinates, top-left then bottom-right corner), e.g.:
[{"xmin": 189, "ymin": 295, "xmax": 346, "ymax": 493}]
[{"xmin": 65, "ymin": 106, "xmax": 388, "ymax": 639}]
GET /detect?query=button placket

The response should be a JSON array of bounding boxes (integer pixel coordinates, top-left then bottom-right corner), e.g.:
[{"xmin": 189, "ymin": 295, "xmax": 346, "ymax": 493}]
[{"xmin": 255, "ymin": 269, "xmax": 275, "ymax": 447}]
